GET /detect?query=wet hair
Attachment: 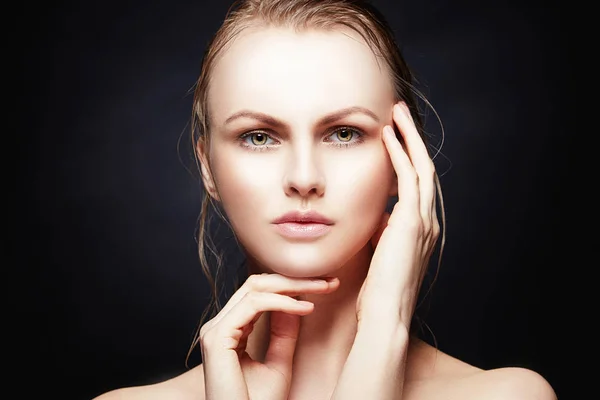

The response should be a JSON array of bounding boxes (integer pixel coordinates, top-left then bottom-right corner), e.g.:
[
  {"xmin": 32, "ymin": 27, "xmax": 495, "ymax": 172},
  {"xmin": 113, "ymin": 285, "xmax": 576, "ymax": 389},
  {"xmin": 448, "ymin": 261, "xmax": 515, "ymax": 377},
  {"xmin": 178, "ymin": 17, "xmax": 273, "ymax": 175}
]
[{"xmin": 186, "ymin": 0, "xmax": 446, "ymax": 365}]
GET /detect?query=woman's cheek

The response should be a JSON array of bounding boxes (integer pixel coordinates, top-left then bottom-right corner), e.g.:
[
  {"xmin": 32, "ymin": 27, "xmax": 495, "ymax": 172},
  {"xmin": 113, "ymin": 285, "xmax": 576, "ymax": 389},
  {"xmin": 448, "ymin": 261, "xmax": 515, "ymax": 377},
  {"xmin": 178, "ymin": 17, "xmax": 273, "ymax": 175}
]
[
  {"xmin": 211, "ymin": 154, "xmax": 264, "ymax": 228},
  {"xmin": 211, "ymin": 146, "xmax": 392, "ymax": 275}
]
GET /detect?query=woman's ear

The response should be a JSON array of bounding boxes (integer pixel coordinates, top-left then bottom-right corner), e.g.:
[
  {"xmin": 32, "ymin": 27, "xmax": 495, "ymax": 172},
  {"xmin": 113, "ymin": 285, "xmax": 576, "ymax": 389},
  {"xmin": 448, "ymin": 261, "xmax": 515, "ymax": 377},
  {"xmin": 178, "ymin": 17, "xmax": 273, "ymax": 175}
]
[{"xmin": 196, "ymin": 138, "xmax": 221, "ymax": 202}]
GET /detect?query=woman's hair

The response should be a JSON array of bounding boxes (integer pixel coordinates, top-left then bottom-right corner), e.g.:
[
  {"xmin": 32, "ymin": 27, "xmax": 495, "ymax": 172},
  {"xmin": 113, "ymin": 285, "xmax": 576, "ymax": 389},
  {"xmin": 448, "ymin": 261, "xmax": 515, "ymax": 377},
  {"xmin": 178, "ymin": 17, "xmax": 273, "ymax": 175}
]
[{"xmin": 186, "ymin": 0, "xmax": 446, "ymax": 365}]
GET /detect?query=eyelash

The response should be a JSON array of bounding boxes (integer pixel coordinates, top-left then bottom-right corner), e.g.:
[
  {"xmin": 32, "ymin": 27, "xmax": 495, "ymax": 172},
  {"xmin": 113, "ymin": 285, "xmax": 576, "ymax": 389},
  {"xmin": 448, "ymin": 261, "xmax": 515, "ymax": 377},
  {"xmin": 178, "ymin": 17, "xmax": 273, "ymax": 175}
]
[{"xmin": 238, "ymin": 126, "xmax": 365, "ymax": 152}]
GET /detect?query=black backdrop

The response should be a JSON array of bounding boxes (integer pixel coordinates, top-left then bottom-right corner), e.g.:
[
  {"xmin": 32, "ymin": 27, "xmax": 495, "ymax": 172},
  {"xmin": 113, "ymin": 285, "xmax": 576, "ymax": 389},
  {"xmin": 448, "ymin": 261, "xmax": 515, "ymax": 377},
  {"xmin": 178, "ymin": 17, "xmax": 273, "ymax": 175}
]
[{"xmin": 20, "ymin": 0, "xmax": 573, "ymax": 399}]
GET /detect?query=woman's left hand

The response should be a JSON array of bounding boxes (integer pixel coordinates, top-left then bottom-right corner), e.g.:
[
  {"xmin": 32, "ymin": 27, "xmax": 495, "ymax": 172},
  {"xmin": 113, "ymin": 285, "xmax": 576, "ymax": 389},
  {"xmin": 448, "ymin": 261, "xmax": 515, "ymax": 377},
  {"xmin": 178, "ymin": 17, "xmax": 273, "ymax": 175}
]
[{"xmin": 356, "ymin": 101, "xmax": 441, "ymax": 332}]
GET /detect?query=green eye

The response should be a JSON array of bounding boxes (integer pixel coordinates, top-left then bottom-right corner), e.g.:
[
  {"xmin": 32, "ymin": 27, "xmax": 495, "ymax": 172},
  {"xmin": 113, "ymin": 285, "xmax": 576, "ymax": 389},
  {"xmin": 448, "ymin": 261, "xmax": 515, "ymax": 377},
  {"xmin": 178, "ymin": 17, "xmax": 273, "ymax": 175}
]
[
  {"xmin": 239, "ymin": 126, "xmax": 363, "ymax": 152},
  {"xmin": 250, "ymin": 132, "xmax": 268, "ymax": 145},
  {"xmin": 335, "ymin": 128, "xmax": 354, "ymax": 142}
]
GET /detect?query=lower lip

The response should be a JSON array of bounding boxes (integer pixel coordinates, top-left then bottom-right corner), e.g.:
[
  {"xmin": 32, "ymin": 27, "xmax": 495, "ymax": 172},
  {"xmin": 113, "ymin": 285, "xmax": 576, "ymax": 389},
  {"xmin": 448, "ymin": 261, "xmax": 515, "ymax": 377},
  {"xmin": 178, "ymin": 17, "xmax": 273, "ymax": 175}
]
[{"xmin": 273, "ymin": 222, "xmax": 332, "ymax": 239}]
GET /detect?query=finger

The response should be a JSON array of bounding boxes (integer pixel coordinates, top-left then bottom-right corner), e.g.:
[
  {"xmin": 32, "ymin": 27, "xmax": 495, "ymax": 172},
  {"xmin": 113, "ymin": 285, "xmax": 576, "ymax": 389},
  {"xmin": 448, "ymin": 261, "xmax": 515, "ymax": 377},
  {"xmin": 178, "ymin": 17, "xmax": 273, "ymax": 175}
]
[
  {"xmin": 217, "ymin": 292, "xmax": 313, "ymax": 351},
  {"xmin": 392, "ymin": 102, "xmax": 436, "ymax": 227},
  {"xmin": 211, "ymin": 274, "xmax": 339, "ymax": 327},
  {"xmin": 383, "ymin": 124, "xmax": 419, "ymax": 223},
  {"xmin": 201, "ymin": 293, "xmax": 313, "ymax": 400},
  {"xmin": 263, "ymin": 311, "xmax": 301, "ymax": 381}
]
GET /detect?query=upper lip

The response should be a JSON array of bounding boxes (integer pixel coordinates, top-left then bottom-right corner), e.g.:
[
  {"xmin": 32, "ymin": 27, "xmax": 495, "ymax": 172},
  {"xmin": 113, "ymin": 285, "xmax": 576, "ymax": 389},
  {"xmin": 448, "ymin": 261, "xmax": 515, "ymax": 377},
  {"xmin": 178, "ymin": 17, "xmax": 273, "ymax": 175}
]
[{"xmin": 273, "ymin": 210, "xmax": 334, "ymax": 225}]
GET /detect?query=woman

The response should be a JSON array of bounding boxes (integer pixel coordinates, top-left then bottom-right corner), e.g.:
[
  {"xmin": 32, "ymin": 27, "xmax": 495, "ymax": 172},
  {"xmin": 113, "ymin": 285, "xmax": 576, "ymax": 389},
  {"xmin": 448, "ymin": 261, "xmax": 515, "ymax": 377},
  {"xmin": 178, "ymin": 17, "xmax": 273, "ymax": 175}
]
[{"xmin": 95, "ymin": 0, "xmax": 557, "ymax": 399}]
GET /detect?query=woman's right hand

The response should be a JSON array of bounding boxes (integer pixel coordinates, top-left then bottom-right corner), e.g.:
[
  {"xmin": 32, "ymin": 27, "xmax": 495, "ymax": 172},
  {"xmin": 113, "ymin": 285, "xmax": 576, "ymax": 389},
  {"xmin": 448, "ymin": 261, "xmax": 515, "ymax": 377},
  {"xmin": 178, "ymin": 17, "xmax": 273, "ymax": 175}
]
[{"xmin": 200, "ymin": 273, "xmax": 340, "ymax": 400}]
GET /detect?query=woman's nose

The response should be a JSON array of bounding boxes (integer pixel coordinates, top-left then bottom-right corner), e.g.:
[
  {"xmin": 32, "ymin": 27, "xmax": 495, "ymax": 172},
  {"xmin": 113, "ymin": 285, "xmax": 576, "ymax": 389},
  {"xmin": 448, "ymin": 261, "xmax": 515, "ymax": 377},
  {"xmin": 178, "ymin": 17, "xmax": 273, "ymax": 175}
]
[{"xmin": 282, "ymin": 145, "xmax": 325, "ymax": 198}]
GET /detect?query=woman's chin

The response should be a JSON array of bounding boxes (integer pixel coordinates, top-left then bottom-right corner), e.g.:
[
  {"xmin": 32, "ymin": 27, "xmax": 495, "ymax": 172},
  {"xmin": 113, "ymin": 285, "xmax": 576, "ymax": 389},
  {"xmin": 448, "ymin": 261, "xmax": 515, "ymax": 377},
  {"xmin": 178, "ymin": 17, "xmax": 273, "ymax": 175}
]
[
  {"xmin": 259, "ymin": 250, "xmax": 355, "ymax": 278},
  {"xmin": 270, "ymin": 266, "xmax": 339, "ymax": 279},
  {"xmin": 246, "ymin": 239, "xmax": 370, "ymax": 278}
]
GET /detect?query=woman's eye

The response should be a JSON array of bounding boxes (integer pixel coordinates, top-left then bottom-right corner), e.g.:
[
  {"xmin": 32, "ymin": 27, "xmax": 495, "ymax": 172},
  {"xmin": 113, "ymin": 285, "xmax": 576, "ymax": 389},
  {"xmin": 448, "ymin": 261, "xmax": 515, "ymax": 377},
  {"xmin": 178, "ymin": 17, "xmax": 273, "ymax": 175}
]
[
  {"xmin": 330, "ymin": 127, "xmax": 356, "ymax": 142},
  {"xmin": 327, "ymin": 127, "xmax": 364, "ymax": 147},
  {"xmin": 241, "ymin": 131, "xmax": 275, "ymax": 147},
  {"xmin": 239, "ymin": 126, "xmax": 364, "ymax": 152},
  {"xmin": 251, "ymin": 132, "xmax": 269, "ymax": 145}
]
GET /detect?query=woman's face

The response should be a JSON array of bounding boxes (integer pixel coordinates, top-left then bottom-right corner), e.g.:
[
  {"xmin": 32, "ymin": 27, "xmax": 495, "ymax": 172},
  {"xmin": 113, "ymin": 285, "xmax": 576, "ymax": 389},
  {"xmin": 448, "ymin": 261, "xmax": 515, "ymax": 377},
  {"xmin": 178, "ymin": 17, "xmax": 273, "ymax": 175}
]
[{"xmin": 202, "ymin": 27, "xmax": 397, "ymax": 277}]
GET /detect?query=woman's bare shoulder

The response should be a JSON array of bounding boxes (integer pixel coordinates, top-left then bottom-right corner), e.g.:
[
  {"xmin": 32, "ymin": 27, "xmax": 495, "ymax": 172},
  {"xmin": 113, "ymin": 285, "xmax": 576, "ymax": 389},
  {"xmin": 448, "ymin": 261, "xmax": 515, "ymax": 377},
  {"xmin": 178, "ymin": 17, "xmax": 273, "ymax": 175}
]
[
  {"xmin": 92, "ymin": 364, "xmax": 205, "ymax": 400},
  {"xmin": 93, "ymin": 340, "xmax": 556, "ymax": 400},
  {"xmin": 405, "ymin": 338, "xmax": 557, "ymax": 400},
  {"xmin": 463, "ymin": 367, "xmax": 557, "ymax": 399}
]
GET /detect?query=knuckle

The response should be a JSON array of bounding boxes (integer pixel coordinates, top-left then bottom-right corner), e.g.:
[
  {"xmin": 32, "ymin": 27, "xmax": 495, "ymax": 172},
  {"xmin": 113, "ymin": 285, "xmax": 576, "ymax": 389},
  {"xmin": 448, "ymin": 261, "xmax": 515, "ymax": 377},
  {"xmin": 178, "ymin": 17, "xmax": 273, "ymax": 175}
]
[
  {"xmin": 432, "ymin": 220, "xmax": 441, "ymax": 238},
  {"xmin": 244, "ymin": 290, "xmax": 262, "ymax": 307},
  {"xmin": 199, "ymin": 325, "xmax": 207, "ymax": 339},
  {"xmin": 245, "ymin": 273, "xmax": 258, "ymax": 286},
  {"xmin": 245, "ymin": 274, "xmax": 263, "ymax": 290},
  {"xmin": 421, "ymin": 220, "xmax": 431, "ymax": 236},
  {"xmin": 199, "ymin": 325, "xmax": 213, "ymax": 345}
]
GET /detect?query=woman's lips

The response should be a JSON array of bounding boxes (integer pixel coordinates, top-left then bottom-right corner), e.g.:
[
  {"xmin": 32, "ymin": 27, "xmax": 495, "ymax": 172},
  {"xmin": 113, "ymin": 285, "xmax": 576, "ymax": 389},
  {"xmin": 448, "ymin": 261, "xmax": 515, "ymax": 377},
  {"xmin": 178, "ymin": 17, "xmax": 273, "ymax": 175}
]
[{"xmin": 272, "ymin": 222, "xmax": 332, "ymax": 239}]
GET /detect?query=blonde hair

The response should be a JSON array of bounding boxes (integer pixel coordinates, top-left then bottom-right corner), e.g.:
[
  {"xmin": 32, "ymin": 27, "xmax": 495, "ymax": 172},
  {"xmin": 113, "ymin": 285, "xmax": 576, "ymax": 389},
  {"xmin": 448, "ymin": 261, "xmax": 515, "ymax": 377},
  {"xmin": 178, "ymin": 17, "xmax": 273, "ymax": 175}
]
[{"xmin": 186, "ymin": 0, "xmax": 446, "ymax": 365}]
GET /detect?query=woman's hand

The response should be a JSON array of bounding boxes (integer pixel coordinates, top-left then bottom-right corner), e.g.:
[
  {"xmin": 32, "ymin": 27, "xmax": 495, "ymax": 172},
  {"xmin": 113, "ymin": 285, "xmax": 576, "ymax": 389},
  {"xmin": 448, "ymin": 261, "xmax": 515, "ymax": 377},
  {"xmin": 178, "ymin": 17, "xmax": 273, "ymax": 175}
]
[
  {"xmin": 200, "ymin": 273, "xmax": 339, "ymax": 400},
  {"xmin": 331, "ymin": 102, "xmax": 441, "ymax": 400},
  {"xmin": 357, "ymin": 101, "xmax": 441, "ymax": 332}
]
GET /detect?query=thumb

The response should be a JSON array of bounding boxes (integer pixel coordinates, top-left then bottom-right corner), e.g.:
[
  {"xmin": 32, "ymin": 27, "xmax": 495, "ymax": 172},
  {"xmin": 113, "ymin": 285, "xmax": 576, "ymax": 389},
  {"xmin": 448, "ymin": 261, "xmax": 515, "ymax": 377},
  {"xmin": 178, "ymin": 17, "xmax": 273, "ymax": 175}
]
[{"xmin": 263, "ymin": 310, "xmax": 301, "ymax": 379}]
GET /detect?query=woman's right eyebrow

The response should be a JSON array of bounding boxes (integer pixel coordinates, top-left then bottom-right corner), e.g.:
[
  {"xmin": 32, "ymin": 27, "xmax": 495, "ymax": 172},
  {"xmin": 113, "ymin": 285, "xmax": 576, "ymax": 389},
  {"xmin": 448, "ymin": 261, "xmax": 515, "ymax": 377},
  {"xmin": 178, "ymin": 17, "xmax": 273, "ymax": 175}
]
[
  {"xmin": 223, "ymin": 106, "xmax": 380, "ymax": 129},
  {"xmin": 225, "ymin": 110, "xmax": 285, "ymax": 128}
]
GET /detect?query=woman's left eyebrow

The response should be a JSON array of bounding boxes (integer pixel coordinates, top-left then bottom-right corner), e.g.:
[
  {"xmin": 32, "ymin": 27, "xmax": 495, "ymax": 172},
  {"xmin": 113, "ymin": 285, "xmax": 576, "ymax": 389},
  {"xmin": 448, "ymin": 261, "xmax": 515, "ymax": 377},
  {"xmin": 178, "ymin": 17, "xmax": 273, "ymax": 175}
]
[{"xmin": 223, "ymin": 106, "xmax": 380, "ymax": 128}]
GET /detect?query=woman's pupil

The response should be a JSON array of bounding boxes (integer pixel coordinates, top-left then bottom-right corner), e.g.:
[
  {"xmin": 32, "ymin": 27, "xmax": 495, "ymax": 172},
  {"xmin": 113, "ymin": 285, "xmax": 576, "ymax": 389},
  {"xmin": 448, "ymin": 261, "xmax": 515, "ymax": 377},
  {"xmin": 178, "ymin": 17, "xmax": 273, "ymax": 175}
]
[{"xmin": 339, "ymin": 129, "xmax": 351, "ymax": 141}]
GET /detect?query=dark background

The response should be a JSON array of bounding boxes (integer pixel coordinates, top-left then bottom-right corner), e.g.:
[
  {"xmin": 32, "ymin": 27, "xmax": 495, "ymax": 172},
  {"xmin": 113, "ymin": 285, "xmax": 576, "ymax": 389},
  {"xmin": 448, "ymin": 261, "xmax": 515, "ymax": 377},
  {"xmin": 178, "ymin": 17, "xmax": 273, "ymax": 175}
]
[{"xmin": 19, "ymin": 0, "xmax": 573, "ymax": 399}]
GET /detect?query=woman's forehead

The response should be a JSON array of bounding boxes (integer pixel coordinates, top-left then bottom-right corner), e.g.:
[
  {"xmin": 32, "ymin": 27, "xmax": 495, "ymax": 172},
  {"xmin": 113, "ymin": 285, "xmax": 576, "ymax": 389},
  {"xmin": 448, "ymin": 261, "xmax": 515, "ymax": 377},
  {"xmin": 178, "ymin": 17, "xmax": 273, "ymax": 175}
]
[{"xmin": 209, "ymin": 27, "xmax": 393, "ymax": 127}]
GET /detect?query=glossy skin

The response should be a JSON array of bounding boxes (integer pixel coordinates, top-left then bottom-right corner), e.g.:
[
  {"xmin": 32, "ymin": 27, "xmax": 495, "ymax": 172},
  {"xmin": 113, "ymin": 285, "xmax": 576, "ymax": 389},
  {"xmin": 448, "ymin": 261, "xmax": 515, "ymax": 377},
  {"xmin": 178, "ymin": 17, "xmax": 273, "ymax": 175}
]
[
  {"xmin": 203, "ymin": 27, "xmax": 398, "ymax": 279},
  {"xmin": 94, "ymin": 27, "xmax": 557, "ymax": 400}
]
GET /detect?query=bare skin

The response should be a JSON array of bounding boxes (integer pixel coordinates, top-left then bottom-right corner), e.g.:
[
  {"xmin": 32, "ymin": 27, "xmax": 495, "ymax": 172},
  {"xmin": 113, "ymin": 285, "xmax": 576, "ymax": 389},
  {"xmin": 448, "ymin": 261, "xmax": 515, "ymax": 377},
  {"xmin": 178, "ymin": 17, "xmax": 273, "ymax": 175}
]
[
  {"xmin": 95, "ymin": 329, "xmax": 554, "ymax": 399},
  {"xmin": 93, "ymin": 27, "xmax": 556, "ymax": 400}
]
